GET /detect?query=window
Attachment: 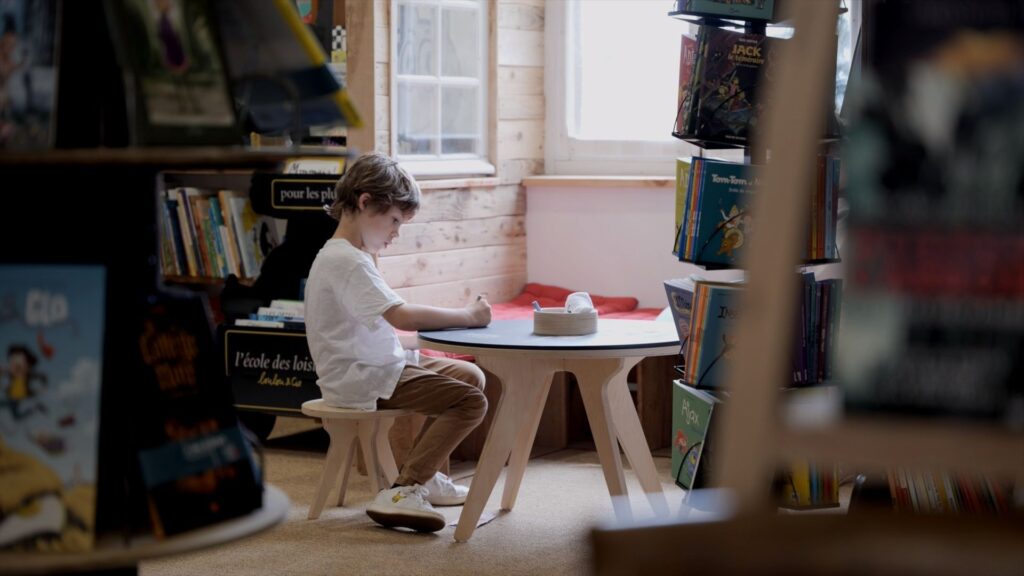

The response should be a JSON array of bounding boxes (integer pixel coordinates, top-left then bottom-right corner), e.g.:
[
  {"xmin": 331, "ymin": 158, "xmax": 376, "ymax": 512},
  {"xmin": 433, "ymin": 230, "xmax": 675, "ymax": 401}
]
[
  {"xmin": 547, "ymin": 1, "xmax": 708, "ymax": 175},
  {"xmin": 546, "ymin": 1, "xmax": 859, "ymax": 175},
  {"xmin": 392, "ymin": 0, "xmax": 492, "ymax": 178}
]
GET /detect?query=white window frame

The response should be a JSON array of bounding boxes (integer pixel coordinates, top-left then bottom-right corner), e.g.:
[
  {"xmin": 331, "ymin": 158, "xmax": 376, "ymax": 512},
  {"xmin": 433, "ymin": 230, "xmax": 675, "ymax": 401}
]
[
  {"xmin": 391, "ymin": 0, "xmax": 494, "ymax": 179},
  {"xmin": 545, "ymin": 2, "xmax": 859, "ymax": 175},
  {"xmin": 545, "ymin": 1, "xmax": 709, "ymax": 176}
]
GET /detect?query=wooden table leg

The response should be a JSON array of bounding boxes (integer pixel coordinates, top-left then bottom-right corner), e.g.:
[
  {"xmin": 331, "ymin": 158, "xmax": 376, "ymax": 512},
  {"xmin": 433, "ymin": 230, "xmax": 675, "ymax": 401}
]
[
  {"xmin": 501, "ymin": 360, "xmax": 559, "ymax": 510},
  {"xmin": 572, "ymin": 357, "xmax": 633, "ymax": 520},
  {"xmin": 605, "ymin": 357, "xmax": 669, "ymax": 516},
  {"xmin": 454, "ymin": 355, "xmax": 549, "ymax": 542},
  {"xmin": 571, "ymin": 356, "xmax": 669, "ymax": 519}
]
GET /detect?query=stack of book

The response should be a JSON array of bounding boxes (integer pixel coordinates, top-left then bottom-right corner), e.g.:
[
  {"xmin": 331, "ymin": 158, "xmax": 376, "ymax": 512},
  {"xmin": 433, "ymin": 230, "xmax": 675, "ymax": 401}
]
[{"xmin": 235, "ymin": 299, "xmax": 306, "ymax": 330}]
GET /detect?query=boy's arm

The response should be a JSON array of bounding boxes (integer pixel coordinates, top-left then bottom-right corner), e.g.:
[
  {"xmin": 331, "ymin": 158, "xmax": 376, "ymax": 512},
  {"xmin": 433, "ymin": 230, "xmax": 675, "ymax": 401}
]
[{"xmin": 383, "ymin": 297, "xmax": 491, "ymax": 332}]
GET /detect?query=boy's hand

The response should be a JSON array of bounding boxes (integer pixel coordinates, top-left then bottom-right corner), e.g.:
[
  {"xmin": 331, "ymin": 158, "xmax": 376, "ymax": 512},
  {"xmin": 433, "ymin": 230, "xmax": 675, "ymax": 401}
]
[{"xmin": 466, "ymin": 294, "xmax": 491, "ymax": 327}]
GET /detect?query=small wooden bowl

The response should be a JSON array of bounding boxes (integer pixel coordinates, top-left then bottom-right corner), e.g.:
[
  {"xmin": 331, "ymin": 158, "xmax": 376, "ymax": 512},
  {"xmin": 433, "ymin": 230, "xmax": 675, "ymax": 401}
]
[{"xmin": 533, "ymin": 307, "xmax": 598, "ymax": 336}]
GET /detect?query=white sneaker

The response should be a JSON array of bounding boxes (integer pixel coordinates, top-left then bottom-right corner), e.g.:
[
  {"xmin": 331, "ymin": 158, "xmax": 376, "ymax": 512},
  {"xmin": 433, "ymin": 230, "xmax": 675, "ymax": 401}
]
[
  {"xmin": 422, "ymin": 472, "xmax": 469, "ymax": 506},
  {"xmin": 366, "ymin": 485, "xmax": 446, "ymax": 533}
]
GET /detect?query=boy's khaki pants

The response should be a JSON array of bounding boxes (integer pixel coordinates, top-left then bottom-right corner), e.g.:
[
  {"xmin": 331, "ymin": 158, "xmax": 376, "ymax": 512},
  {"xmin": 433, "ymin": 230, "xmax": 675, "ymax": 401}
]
[{"xmin": 377, "ymin": 355, "xmax": 487, "ymax": 486}]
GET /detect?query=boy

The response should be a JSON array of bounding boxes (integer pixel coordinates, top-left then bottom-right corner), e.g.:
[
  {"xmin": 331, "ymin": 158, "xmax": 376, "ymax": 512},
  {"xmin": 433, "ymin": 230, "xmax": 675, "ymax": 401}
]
[{"xmin": 304, "ymin": 152, "xmax": 491, "ymax": 533}]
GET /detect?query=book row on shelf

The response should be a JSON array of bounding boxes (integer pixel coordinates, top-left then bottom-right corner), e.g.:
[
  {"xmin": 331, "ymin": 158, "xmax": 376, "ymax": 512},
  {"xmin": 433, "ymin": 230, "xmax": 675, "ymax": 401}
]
[
  {"xmin": 672, "ymin": 155, "xmax": 841, "ymax": 268},
  {"xmin": 0, "ymin": 0, "xmax": 358, "ymax": 152},
  {"xmin": 661, "ymin": 0, "xmax": 1023, "ymax": 525},
  {"xmin": 665, "ymin": 272, "xmax": 842, "ymax": 391},
  {"xmin": 160, "ymin": 187, "xmax": 280, "ymax": 282},
  {"xmin": 670, "ymin": 379, "xmax": 842, "ymax": 511}
]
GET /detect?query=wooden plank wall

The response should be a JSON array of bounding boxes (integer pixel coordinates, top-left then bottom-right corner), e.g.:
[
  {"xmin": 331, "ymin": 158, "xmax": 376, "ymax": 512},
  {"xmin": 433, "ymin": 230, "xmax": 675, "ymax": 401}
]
[
  {"xmin": 357, "ymin": 0, "xmax": 544, "ymax": 307},
  {"xmin": 342, "ymin": 0, "xmax": 545, "ymax": 459},
  {"xmin": 341, "ymin": 2, "xmax": 673, "ymax": 458}
]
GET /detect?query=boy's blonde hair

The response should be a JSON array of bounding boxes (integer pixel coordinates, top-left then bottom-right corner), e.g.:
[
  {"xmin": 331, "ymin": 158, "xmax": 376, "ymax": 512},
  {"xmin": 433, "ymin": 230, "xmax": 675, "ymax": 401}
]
[{"xmin": 327, "ymin": 152, "xmax": 421, "ymax": 220}]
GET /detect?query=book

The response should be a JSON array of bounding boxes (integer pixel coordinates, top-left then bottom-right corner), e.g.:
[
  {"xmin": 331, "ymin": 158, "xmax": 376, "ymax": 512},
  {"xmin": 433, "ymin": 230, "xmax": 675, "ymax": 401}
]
[
  {"xmin": 664, "ymin": 276, "xmax": 698, "ymax": 348},
  {"xmin": 686, "ymin": 280, "xmax": 744, "ymax": 389},
  {"xmin": 672, "ymin": 158, "xmax": 694, "ymax": 257},
  {"xmin": 104, "ymin": 0, "xmax": 242, "ymax": 146},
  {"xmin": 690, "ymin": 26, "xmax": 777, "ymax": 146},
  {"xmin": 0, "ymin": 264, "xmax": 106, "ymax": 552},
  {"xmin": 779, "ymin": 460, "xmax": 839, "ymax": 509},
  {"xmin": 671, "ymin": 380, "xmax": 722, "ymax": 490},
  {"xmin": 674, "ymin": 34, "xmax": 699, "ymax": 138},
  {"xmin": 214, "ymin": 0, "xmax": 361, "ymax": 135},
  {"xmin": 686, "ymin": 159, "xmax": 759, "ymax": 268},
  {"xmin": 0, "ymin": 0, "xmax": 60, "ymax": 149},
  {"xmin": 133, "ymin": 294, "xmax": 262, "ymax": 538}
]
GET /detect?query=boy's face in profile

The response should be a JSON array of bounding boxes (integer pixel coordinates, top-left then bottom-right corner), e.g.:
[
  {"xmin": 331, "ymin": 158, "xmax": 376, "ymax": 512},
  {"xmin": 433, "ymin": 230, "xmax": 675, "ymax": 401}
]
[{"xmin": 358, "ymin": 203, "xmax": 414, "ymax": 254}]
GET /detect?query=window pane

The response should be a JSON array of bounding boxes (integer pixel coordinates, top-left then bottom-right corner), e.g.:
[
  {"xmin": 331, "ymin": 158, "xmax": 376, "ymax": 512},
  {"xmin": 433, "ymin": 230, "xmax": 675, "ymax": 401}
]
[
  {"xmin": 442, "ymin": 7, "xmax": 479, "ymax": 77},
  {"xmin": 576, "ymin": 1, "xmax": 684, "ymax": 141},
  {"xmin": 397, "ymin": 3, "xmax": 436, "ymax": 76},
  {"xmin": 441, "ymin": 85, "xmax": 478, "ymax": 154},
  {"xmin": 397, "ymin": 81, "xmax": 438, "ymax": 155}
]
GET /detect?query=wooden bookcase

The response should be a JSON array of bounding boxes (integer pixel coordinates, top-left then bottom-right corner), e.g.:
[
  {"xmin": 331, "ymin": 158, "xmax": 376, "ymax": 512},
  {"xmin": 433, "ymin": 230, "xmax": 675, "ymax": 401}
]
[{"xmin": 593, "ymin": 2, "xmax": 1024, "ymax": 573}]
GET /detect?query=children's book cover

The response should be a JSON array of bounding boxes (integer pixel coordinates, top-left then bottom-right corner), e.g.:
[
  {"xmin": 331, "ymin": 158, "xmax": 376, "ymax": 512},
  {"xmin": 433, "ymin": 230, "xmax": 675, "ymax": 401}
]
[
  {"xmin": 691, "ymin": 280, "xmax": 743, "ymax": 389},
  {"xmin": 0, "ymin": 0, "xmax": 60, "ymax": 150},
  {"xmin": 674, "ymin": 34, "xmax": 699, "ymax": 137},
  {"xmin": 691, "ymin": 159, "xmax": 759, "ymax": 268},
  {"xmin": 664, "ymin": 277, "xmax": 697, "ymax": 346},
  {"xmin": 105, "ymin": 0, "xmax": 241, "ymax": 145},
  {"xmin": 671, "ymin": 380, "xmax": 721, "ymax": 490},
  {"xmin": 692, "ymin": 26, "xmax": 777, "ymax": 145},
  {"xmin": 135, "ymin": 294, "xmax": 262, "ymax": 539},
  {"xmin": 0, "ymin": 265, "xmax": 105, "ymax": 551}
]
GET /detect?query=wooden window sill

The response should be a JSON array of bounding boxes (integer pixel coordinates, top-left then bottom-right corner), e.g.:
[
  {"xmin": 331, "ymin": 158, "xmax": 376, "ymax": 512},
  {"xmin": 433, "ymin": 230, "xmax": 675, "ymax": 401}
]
[
  {"xmin": 521, "ymin": 176, "xmax": 674, "ymax": 189},
  {"xmin": 416, "ymin": 177, "xmax": 501, "ymax": 190}
]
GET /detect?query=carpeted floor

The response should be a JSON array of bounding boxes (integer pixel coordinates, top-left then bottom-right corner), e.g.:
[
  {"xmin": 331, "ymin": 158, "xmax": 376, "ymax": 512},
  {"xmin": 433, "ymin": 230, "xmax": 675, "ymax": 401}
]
[{"xmin": 139, "ymin": 417, "xmax": 687, "ymax": 576}]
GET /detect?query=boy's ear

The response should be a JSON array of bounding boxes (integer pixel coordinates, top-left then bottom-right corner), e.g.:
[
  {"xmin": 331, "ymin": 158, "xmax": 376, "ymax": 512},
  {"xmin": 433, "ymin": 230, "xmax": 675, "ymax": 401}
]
[{"xmin": 357, "ymin": 192, "xmax": 371, "ymax": 212}]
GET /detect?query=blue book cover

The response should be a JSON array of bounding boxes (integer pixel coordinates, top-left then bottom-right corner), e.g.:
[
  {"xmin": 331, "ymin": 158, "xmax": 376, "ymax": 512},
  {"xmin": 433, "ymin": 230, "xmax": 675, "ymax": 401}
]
[
  {"xmin": 0, "ymin": 265, "xmax": 105, "ymax": 551},
  {"xmin": 691, "ymin": 160, "xmax": 759, "ymax": 268},
  {"xmin": 664, "ymin": 277, "xmax": 697, "ymax": 346},
  {"xmin": 692, "ymin": 281, "xmax": 743, "ymax": 388}
]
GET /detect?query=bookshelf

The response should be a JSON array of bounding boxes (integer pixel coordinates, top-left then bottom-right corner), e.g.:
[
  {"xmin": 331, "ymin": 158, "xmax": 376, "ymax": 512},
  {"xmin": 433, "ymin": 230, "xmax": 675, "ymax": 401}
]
[
  {"xmin": 592, "ymin": 1, "xmax": 1024, "ymax": 571},
  {"xmin": 709, "ymin": 0, "xmax": 1024, "ymax": 511},
  {"xmin": 0, "ymin": 0, "xmax": 354, "ymax": 560},
  {"xmin": 666, "ymin": 0, "xmax": 843, "ymax": 508}
]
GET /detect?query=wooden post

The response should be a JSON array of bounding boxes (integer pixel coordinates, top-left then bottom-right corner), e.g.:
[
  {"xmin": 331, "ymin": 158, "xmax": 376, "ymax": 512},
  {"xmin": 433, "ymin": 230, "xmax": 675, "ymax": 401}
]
[{"xmin": 345, "ymin": 0, "xmax": 376, "ymax": 153}]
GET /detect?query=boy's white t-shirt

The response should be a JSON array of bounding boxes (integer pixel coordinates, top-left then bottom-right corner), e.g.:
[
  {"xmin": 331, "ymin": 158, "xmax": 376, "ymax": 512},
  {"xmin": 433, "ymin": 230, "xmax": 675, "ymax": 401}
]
[{"xmin": 304, "ymin": 238, "xmax": 406, "ymax": 410}]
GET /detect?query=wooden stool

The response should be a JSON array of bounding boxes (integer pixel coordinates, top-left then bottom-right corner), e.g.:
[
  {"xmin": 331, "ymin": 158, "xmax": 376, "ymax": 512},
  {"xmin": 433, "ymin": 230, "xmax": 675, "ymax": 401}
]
[{"xmin": 301, "ymin": 399, "xmax": 410, "ymax": 520}]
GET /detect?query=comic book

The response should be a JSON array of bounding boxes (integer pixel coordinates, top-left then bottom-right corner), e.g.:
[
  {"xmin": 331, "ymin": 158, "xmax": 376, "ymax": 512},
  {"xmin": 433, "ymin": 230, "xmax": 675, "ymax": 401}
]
[{"xmin": 0, "ymin": 265, "xmax": 106, "ymax": 551}]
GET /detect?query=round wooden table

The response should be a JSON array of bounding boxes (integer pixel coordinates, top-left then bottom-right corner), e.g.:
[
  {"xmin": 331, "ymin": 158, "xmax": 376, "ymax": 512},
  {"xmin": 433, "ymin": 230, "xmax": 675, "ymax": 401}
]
[{"xmin": 419, "ymin": 319, "xmax": 679, "ymax": 541}]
